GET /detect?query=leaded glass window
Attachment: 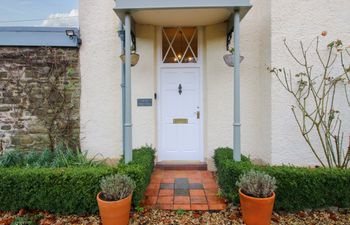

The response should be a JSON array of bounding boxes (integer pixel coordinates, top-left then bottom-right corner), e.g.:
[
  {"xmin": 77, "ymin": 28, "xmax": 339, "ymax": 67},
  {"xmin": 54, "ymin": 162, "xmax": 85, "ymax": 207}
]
[{"xmin": 162, "ymin": 27, "xmax": 198, "ymax": 64}]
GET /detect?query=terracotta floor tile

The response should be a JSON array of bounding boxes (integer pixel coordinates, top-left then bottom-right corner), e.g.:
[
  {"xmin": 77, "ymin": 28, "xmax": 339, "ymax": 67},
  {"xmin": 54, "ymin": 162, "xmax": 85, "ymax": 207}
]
[
  {"xmin": 144, "ymin": 196, "xmax": 158, "ymax": 205},
  {"xmin": 145, "ymin": 188, "xmax": 158, "ymax": 196},
  {"xmin": 191, "ymin": 204, "xmax": 209, "ymax": 210},
  {"xmin": 201, "ymin": 171, "xmax": 214, "ymax": 177},
  {"xmin": 190, "ymin": 190, "xmax": 205, "ymax": 196},
  {"xmin": 206, "ymin": 196, "xmax": 225, "ymax": 204},
  {"xmin": 161, "ymin": 178, "xmax": 174, "ymax": 183},
  {"xmin": 157, "ymin": 204, "xmax": 174, "ymax": 210},
  {"xmin": 202, "ymin": 178, "xmax": 216, "ymax": 184},
  {"xmin": 143, "ymin": 169, "xmax": 226, "ymax": 211},
  {"xmin": 203, "ymin": 183, "xmax": 218, "ymax": 189},
  {"xmin": 174, "ymin": 196, "xmax": 190, "ymax": 204},
  {"xmin": 190, "ymin": 196, "xmax": 207, "ymax": 204},
  {"xmin": 189, "ymin": 178, "xmax": 202, "ymax": 183},
  {"xmin": 150, "ymin": 178, "xmax": 161, "ymax": 184},
  {"xmin": 159, "ymin": 189, "xmax": 174, "ymax": 196},
  {"xmin": 147, "ymin": 183, "xmax": 160, "ymax": 190},
  {"xmin": 157, "ymin": 196, "xmax": 174, "ymax": 204},
  {"xmin": 208, "ymin": 203, "xmax": 226, "ymax": 210},
  {"xmin": 173, "ymin": 204, "xmax": 191, "ymax": 210}
]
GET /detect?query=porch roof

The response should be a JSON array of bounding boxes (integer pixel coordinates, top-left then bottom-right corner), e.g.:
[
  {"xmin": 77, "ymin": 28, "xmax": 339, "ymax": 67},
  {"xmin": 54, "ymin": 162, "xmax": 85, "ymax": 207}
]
[{"xmin": 114, "ymin": 0, "xmax": 252, "ymax": 26}]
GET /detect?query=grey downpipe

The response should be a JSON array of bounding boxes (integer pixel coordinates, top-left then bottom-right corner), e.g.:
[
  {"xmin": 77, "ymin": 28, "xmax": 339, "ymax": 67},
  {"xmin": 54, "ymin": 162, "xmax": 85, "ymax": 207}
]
[
  {"xmin": 233, "ymin": 10, "xmax": 241, "ymax": 161},
  {"xmin": 124, "ymin": 13, "xmax": 133, "ymax": 163},
  {"xmin": 117, "ymin": 22, "xmax": 126, "ymax": 158}
]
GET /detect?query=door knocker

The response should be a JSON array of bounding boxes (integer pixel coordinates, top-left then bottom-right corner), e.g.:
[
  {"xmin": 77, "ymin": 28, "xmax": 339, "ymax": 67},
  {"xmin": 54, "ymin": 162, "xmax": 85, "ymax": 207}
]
[{"xmin": 178, "ymin": 84, "xmax": 182, "ymax": 95}]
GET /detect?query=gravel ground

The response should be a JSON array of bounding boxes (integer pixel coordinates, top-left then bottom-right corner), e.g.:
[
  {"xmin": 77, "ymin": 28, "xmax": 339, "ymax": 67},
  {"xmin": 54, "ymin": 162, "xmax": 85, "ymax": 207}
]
[{"xmin": 0, "ymin": 205, "xmax": 349, "ymax": 225}]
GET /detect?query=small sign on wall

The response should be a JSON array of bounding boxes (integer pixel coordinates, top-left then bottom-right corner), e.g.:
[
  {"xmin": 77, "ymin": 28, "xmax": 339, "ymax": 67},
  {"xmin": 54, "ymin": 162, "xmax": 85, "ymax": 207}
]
[{"xmin": 137, "ymin": 98, "xmax": 152, "ymax": 107}]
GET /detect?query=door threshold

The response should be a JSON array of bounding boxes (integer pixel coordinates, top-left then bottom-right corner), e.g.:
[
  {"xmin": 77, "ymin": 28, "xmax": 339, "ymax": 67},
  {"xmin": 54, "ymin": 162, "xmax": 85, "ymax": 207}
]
[{"xmin": 156, "ymin": 161, "xmax": 207, "ymax": 170}]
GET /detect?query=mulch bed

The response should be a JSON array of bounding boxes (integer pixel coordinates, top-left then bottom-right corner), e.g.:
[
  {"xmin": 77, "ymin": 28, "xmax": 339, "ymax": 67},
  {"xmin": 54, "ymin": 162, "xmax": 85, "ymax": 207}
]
[{"xmin": 0, "ymin": 205, "xmax": 349, "ymax": 224}]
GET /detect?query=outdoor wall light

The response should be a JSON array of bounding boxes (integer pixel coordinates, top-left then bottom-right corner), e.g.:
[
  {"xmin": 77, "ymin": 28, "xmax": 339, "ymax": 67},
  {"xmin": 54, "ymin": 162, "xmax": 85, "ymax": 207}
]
[
  {"xmin": 120, "ymin": 51, "xmax": 140, "ymax": 67},
  {"xmin": 65, "ymin": 29, "xmax": 76, "ymax": 39}
]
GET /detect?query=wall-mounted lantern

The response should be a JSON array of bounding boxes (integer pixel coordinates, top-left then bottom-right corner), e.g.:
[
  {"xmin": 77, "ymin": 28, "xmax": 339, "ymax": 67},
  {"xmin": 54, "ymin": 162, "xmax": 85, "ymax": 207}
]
[{"xmin": 120, "ymin": 51, "xmax": 140, "ymax": 67}]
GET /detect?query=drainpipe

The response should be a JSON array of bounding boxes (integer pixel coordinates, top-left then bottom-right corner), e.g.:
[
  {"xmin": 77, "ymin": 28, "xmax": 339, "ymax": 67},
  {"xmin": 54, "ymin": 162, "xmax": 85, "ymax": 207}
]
[
  {"xmin": 124, "ymin": 13, "xmax": 133, "ymax": 163},
  {"xmin": 233, "ymin": 10, "xmax": 241, "ymax": 161},
  {"xmin": 117, "ymin": 23, "xmax": 126, "ymax": 158}
]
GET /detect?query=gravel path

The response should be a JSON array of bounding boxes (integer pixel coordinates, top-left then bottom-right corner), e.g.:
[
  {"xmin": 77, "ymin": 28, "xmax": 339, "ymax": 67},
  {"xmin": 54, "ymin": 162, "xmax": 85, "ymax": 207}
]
[{"xmin": 0, "ymin": 206, "xmax": 349, "ymax": 224}]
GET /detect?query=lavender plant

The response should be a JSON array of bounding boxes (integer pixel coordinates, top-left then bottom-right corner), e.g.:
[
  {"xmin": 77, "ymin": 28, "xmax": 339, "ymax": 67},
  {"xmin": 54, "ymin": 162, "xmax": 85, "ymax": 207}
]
[
  {"xmin": 236, "ymin": 170, "xmax": 277, "ymax": 198},
  {"xmin": 100, "ymin": 174, "xmax": 135, "ymax": 201}
]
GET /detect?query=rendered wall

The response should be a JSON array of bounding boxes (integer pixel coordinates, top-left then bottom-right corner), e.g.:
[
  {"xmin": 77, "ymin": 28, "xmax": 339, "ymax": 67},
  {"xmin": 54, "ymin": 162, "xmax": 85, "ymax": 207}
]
[
  {"xmin": 79, "ymin": 0, "xmax": 122, "ymax": 158},
  {"xmin": 205, "ymin": 0, "xmax": 271, "ymax": 167},
  {"xmin": 79, "ymin": 0, "xmax": 157, "ymax": 159},
  {"xmin": 270, "ymin": 0, "xmax": 350, "ymax": 166}
]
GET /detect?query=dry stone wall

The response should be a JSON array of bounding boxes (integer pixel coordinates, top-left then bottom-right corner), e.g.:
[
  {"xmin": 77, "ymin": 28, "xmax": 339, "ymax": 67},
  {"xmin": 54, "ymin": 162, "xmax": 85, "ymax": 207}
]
[{"xmin": 0, "ymin": 47, "xmax": 80, "ymax": 152}]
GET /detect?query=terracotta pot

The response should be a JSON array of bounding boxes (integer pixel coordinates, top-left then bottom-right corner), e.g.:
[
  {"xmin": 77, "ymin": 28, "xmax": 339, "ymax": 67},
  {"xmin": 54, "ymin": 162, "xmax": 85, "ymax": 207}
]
[
  {"xmin": 239, "ymin": 189, "xmax": 275, "ymax": 225},
  {"xmin": 97, "ymin": 192, "xmax": 132, "ymax": 225}
]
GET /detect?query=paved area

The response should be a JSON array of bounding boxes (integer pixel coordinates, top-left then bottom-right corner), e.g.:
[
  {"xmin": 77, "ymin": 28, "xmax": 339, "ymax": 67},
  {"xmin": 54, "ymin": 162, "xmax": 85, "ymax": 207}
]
[{"xmin": 142, "ymin": 169, "xmax": 226, "ymax": 210}]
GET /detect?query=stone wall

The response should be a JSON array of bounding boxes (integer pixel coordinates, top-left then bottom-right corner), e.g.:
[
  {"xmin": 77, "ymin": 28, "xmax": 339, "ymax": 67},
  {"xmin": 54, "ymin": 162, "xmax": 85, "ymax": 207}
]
[{"xmin": 0, "ymin": 47, "xmax": 80, "ymax": 151}]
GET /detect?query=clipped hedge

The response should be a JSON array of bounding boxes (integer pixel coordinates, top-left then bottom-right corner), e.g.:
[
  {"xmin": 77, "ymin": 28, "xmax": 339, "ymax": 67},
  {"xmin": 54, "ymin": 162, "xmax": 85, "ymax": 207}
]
[
  {"xmin": 0, "ymin": 147, "xmax": 155, "ymax": 214},
  {"xmin": 214, "ymin": 148, "xmax": 350, "ymax": 211},
  {"xmin": 117, "ymin": 146, "xmax": 155, "ymax": 205}
]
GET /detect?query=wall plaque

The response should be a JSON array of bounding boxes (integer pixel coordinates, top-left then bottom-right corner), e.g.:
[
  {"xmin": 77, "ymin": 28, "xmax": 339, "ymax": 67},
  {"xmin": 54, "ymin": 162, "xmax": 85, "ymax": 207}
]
[{"xmin": 137, "ymin": 98, "xmax": 152, "ymax": 107}]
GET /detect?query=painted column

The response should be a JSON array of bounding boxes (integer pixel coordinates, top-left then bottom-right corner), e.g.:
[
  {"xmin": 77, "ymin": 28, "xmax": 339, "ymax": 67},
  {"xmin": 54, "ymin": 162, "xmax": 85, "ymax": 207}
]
[
  {"xmin": 124, "ymin": 14, "xmax": 132, "ymax": 163},
  {"xmin": 233, "ymin": 10, "xmax": 241, "ymax": 161}
]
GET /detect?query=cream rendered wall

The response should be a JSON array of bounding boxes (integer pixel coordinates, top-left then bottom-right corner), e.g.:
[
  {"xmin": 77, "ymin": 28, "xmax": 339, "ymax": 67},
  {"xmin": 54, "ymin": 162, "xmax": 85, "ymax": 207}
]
[
  {"xmin": 131, "ymin": 24, "xmax": 157, "ymax": 149},
  {"xmin": 270, "ymin": 0, "xmax": 350, "ymax": 166},
  {"xmin": 205, "ymin": 0, "xmax": 272, "ymax": 167},
  {"xmin": 80, "ymin": 1, "xmax": 157, "ymax": 159},
  {"xmin": 79, "ymin": 0, "xmax": 122, "ymax": 158}
]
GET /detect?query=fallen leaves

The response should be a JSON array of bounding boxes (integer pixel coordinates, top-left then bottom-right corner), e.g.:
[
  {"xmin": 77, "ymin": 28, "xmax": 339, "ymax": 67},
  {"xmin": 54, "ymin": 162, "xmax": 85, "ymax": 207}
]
[{"xmin": 0, "ymin": 206, "xmax": 349, "ymax": 225}]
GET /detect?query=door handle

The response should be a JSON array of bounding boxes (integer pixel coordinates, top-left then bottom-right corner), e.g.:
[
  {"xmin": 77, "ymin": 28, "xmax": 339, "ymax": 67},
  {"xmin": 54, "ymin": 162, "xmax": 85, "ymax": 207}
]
[{"xmin": 196, "ymin": 111, "xmax": 200, "ymax": 119}]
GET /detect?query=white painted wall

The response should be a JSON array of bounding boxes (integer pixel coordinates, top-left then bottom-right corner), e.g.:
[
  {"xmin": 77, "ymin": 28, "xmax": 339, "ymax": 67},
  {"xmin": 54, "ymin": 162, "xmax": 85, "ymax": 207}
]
[{"xmin": 270, "ymin": 0, "xmax": 350, "ymax": 166}]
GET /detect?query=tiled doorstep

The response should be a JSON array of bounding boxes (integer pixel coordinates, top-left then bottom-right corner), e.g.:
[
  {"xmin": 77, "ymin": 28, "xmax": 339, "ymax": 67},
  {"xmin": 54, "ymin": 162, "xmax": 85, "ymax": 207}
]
[{"xmin": 142, "ymin": 169, "xmax": 226, "ymax": 211}]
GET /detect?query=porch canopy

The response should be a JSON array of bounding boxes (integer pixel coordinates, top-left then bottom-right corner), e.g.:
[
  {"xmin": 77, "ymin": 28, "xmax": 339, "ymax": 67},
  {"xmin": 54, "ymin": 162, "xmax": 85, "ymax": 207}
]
[{"xmin": 114, "ymin": 0, "xmax": 252, "ymax": 163}]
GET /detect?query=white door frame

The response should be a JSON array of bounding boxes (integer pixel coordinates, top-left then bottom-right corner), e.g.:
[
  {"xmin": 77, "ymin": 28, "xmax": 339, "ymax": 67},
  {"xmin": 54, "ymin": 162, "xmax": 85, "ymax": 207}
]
[{"xmin": 156, "ymin": 26, "xmax": 204, "ymax": 162}]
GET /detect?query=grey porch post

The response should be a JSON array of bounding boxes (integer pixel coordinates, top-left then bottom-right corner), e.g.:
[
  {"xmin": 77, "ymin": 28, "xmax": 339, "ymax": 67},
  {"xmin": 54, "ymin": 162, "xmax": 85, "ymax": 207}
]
[
  {"xmin": 233, "ymin": 10, "xmax": 241, "ymax": 161},
  {"xmin": 124, "ymin": 13, "xmax": 132, "ymax": 163}
]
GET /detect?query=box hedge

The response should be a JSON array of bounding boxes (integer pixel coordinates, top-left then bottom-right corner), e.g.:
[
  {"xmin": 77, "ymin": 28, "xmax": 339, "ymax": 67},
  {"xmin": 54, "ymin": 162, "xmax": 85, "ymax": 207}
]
[
  {"xmin": 0, "ymin": 147, "xmax": 155, "ymax": 214},
  {"xmin": 214, "ymin": 148, "xmax": 350, "ymax": 211}
]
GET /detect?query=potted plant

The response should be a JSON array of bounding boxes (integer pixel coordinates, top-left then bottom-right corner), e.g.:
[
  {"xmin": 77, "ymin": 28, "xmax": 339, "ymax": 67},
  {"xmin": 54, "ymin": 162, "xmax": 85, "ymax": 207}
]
[
  {"xmin": 97, "ymin": 174, "xmax": 136, "ymax": 225},
  {"xmin": 120, "ymin": 49, "xmax": 140, "ymax": 67},
  {"xmin": 236, "ymin": 170, "xmax": 277, "ymax": 225},
  {"xmin": 223, "ymin": 47, "xmax": 244, "ymax": 67}
]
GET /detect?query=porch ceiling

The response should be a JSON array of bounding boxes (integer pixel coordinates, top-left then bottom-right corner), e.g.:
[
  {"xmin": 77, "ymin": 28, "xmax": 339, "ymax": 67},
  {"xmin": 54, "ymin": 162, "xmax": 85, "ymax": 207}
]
[{"xmin": 114, "ymin": 0, "xmax": 252, "ymax": 26}]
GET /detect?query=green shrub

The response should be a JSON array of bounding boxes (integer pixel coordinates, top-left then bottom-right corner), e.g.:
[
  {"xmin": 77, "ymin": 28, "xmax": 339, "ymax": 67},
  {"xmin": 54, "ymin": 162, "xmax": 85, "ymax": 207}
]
[
  {"xmin": 0, "ymin": 147, "xmax": 155, "ymax": 214},
  {"xmin": 0, "ymin": 148, "xmax": 103, "ymax": 168},
  {"xmin": 0, "ymin": 166, "xmax": 115, "ymax": 214},
  {"xmin": 214, "ymin": 148, "xmax": 350, "ymax": 211},
  {"xmin": 117, "ymin": 146, "xmax": 155, "ymax": 205}
]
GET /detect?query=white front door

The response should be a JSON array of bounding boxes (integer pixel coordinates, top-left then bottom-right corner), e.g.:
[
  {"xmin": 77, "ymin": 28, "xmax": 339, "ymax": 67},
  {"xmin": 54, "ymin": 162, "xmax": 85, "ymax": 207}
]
[{"xmin": 159, "ymin": 67, "xmax": 202, "ymax": 161}]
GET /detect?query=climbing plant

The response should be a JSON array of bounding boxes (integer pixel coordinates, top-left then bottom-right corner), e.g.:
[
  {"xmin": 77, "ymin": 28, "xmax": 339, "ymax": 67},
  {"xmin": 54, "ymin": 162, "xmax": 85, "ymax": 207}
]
[{"xmin": 269, "ymin": 32, "xmax": 350, "ymax": 168}]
